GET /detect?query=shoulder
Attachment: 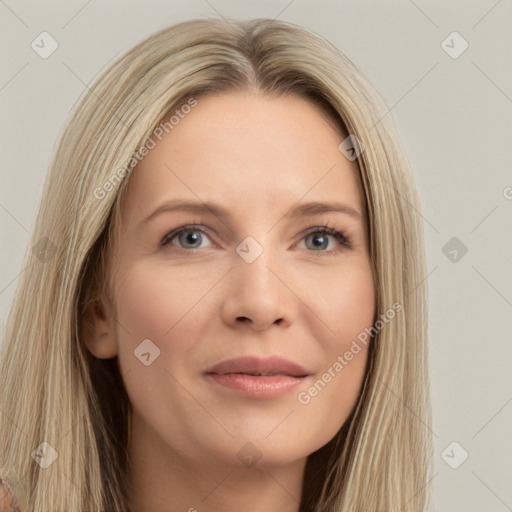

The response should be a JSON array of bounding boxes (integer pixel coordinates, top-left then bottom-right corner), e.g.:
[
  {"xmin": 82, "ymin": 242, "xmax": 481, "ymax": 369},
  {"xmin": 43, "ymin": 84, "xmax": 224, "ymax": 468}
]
[{"xmin": 0, "ymin": 478, "xmax": 21, "ymax": 512}]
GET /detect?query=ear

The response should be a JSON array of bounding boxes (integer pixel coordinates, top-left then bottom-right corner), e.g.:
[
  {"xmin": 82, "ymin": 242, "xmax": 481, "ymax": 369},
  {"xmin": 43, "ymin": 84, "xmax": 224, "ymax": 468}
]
[{"xmin": 82, "ymin": 296, "xmax": 118, "ymax": 359}]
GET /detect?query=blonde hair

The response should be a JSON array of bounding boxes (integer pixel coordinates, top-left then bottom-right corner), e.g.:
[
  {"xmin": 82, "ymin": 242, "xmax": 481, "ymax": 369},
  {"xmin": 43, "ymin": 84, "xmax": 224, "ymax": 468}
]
[{"xmin": 0, "ymin": 18, "xmax": 432, "ymax": 511}]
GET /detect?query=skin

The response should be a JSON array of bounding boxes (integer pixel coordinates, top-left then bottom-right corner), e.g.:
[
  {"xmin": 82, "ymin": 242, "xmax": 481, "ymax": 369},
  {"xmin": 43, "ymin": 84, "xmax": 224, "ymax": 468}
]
[{"xmin": 85, "ymin": 90, "xmax": 375, "ymax": 512}]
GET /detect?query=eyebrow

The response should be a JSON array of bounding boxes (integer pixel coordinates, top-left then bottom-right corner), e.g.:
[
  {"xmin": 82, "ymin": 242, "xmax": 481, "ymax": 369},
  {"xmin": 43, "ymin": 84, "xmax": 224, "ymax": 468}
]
[{"xmin": 139, "ymin": 198, "xmax": 362, "ymax": 227}]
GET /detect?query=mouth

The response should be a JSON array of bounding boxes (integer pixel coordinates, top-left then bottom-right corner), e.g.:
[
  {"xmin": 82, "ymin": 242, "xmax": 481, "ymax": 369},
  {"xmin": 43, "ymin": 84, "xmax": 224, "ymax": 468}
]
[
  {"xmin": 203, "ymin": 356, "xmax": 312, "ymax": 399},
  {"xmin": 223, "ymin": 371, "xmax": 304, "ymax": 377},
  {"xmin": 204, "ymin": 355, "xmax": 311, "ymax": 378}
]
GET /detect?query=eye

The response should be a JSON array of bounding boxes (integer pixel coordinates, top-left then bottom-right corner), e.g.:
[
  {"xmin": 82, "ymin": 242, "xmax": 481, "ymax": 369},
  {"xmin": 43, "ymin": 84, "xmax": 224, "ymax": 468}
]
[
  {"xmin": 161, "ymin": 223, "xmax": 352, "ymax": 253},
  {"xmin": 300, "ymin": 225, "xmax": 352, "ymax": 253},
  {"xmin": 161, "ymin": 225, "xmax": 213, "ymax": 250}
]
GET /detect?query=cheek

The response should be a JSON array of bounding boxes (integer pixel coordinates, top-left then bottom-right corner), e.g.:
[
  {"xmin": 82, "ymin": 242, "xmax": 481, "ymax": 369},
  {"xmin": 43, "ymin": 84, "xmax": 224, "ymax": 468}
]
[
  {"xmin": 109, "ymin": 263, "xmax": 190, "ymax": 390},
  {"xmin": 295, "ymin": 260, "xmax": 375, "ymax": 441},
  {"xmin": 110, "ymin": 263, "xmax": 211, "ymax": 441},
  {"xmin": 306, "ymin": 258, "xmax": 376, "ymax": 342},
  {"xmin": 111, "ymin": 259, "xmax": 225, "ymax": 366},
  {"xmin": 112, "ymin": 261, "xmax": 217, "ymax": 347},
  {"xmin": 326, "ymin": 261, "xmax": 375, "ymax": 394}
]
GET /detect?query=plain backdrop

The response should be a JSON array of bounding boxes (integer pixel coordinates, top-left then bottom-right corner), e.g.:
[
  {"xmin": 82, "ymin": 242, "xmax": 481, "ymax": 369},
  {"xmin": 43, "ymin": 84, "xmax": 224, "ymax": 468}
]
[{"xmin": 1, "ymin": 1, "xmax": 511, "ymax": 510}]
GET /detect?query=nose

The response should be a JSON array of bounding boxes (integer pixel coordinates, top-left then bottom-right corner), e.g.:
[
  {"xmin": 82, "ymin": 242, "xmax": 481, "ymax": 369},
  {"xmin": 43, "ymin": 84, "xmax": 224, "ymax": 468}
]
[{"xmin": 220, "ymin": 248, "xmax": 295, "ymax": 332}]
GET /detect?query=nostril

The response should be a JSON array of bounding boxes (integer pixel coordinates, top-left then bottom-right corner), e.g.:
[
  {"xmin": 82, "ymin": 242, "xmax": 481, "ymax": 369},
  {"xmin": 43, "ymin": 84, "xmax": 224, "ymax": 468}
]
[{"xmin": 235, "ymin": 316, "xmax": 284, "ymax": 324}]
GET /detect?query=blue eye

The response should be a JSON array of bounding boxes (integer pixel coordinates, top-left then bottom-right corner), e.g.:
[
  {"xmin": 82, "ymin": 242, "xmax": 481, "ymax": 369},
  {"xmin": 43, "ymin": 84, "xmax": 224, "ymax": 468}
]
[
  {"xmin": 302, "ymin": 226, "xmax": 352, "ymax": 252},
  {"xmin": 162, "ymin": 226, "xmax": 212, "ymax": 250}
]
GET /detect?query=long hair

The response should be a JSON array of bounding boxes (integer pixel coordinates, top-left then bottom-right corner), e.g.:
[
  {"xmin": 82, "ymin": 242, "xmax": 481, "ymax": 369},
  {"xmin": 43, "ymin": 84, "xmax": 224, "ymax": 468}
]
[{"xmin": 0, "ymin": 18, "xmax": 432, "ymax": 511}]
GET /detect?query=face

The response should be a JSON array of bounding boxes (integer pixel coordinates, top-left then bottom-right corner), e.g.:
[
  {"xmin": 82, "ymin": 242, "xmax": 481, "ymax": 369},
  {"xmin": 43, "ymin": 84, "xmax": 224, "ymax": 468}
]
[{"xmin": 88, "ymin": 90, "xmax": 375, "ymax": 473}]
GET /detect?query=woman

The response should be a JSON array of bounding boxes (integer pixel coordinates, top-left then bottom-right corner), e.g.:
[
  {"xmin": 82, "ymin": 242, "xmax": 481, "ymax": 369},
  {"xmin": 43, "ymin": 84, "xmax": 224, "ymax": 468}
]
[{"xmin": 0, "ymin": 17, "xmax": 432, "ymax": 512}]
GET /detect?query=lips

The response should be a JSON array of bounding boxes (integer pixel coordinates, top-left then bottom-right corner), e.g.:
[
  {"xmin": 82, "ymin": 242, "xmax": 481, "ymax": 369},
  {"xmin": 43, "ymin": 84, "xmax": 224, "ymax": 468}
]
[{"xmin": 204, "ymin": 355, "xmax": 310, "ymax": 378}]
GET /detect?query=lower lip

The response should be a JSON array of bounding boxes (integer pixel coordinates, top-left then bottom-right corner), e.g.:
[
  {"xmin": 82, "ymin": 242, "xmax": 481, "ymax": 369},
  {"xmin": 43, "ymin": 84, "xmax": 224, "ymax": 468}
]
[{"xmin": 205, "ymin": 373, "xmax": 308, "ymax": 399}]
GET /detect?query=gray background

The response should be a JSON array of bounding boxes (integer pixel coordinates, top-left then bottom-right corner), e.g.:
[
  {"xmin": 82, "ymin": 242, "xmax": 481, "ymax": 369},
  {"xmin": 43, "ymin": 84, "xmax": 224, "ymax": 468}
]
[{"xmin": 1, "ymin": 1, "xmax": 511, "ymax": 510}]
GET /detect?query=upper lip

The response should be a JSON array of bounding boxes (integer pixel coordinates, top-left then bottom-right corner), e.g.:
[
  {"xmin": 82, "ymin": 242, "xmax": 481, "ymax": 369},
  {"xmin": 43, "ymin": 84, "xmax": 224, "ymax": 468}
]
[{"xmin": 204, "ymin": 356, "xmax": 311, "ymax": 377}]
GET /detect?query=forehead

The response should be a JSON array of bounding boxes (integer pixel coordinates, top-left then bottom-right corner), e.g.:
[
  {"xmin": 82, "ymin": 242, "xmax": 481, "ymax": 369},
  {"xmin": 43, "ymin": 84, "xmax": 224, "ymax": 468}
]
[{"xmin": 119, "ymin": 91, "xmax": 364, "ymax": 224}]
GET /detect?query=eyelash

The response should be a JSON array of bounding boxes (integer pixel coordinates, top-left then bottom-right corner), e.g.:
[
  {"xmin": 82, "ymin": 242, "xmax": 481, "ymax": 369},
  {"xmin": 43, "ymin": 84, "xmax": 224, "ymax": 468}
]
[{"xmin": 160, "ymin": 223, "xmax": 352, "ymax": 254}]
